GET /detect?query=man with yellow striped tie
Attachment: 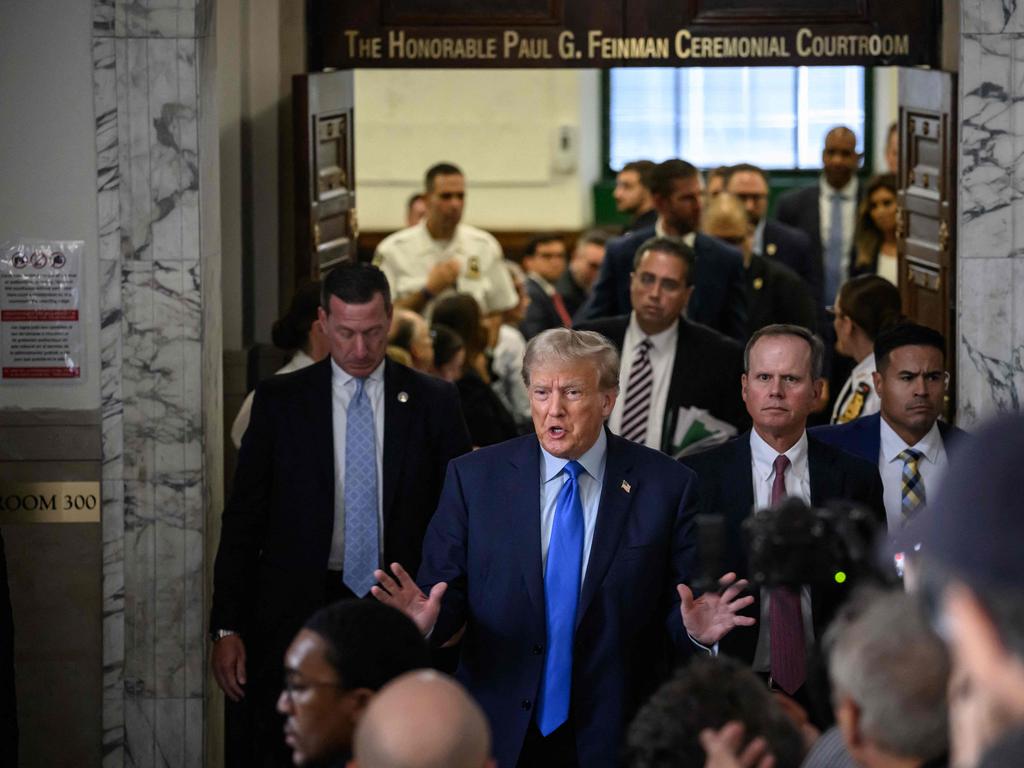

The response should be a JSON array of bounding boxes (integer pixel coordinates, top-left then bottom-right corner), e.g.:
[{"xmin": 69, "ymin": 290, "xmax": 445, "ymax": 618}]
[{"xmin": 810, "ymin": 322, "xmax": 970, "ymax": 531}]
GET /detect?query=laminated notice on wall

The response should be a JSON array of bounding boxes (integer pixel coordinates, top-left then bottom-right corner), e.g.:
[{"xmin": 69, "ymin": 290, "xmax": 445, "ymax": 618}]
[{"xmin": 0, "ymin": 239, "xmax": 84, "ymax": 381}]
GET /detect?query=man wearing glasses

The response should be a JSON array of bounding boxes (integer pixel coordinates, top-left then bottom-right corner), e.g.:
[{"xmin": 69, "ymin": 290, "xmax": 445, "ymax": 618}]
[
  {"xmin": 810, "ymin": 322, "xmax": 968, "ymax": 530},
  {"xmin": 276, "ymin": 601, "xmax": 429, "ymax": 767}
]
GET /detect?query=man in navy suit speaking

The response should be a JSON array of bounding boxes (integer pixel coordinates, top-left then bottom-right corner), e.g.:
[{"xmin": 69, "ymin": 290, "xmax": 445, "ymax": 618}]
[{"xmin": 374, "ymin": 329, "xmax": 753, "ymax": 768}]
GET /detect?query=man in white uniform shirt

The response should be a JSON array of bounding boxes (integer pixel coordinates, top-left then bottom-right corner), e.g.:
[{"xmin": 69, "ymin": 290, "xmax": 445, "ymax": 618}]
[
  {"xmin": 577, "ymin": 236, "xmax": 748, "ymax": 455},
  {"xmin": 374, "ymin": 162, "xmax": 517, "ymax": 317},
  {"xmin": 811, "ymin": 323, "xmax": 969, "ymax": 531}
]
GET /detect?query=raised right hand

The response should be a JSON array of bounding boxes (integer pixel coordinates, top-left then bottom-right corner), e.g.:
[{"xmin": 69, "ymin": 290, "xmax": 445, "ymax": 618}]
[
  {"xmin": 211, "ymin": 633, "xmax": 247, "ymax": 702},
  {"xmin": 371, "ymin": 562, "xmax": 447, "ymax": 636}
]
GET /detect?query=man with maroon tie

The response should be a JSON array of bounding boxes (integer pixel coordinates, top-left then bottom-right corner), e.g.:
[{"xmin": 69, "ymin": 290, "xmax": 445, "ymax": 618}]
[{"xmin": 682, "ymin": 324, "xmax": 883, "ymax": 699}]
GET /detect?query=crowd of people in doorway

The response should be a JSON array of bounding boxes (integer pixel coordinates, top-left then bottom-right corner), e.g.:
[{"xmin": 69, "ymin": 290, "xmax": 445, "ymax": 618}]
[{"xmin": 208, "ymin": 122, "xmax": 1024, "ymax": 768}]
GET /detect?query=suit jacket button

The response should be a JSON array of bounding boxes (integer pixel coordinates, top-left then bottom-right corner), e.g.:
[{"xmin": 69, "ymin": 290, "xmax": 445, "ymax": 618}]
[
  {"xmin": 532, "ymin": 644, "xmax": 543, "ymax": 655},
  {"xmin": 521, "ymin": 700, "xmax": 532, "ymax": 710}
]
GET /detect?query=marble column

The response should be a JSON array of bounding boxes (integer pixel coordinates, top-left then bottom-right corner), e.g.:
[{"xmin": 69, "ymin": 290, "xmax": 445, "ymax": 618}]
[
  {"xmin": 958, "ymin": 1, "xmax": 1024, "ymax": 425},
  {"xmin": 93, "ymin": 1, "xmax": 218, "ymax": 765}
]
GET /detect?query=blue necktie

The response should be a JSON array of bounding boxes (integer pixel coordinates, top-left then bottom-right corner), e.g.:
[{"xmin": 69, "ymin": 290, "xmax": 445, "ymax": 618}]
[
  {"xmin": 537, "ymin": 460, "xmax": 585, "ymax": 735},
  {"xmin": 825, "ymin": 192, "xmax": 845, "ymax": 302},
  {"xmin": 343, "ymin": 378, "xmax": 378, "ymax": 597}
]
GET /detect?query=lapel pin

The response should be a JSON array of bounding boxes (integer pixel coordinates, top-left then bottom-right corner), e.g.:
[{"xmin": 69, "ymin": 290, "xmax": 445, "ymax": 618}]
[
  {"xmin": 766, "ymin": 243, "xmax": 777, "ymax": 256},
  {"xmin": 753, "ymin": 277, "xmax": 764, "ymax": 291},
  {"xmin": 621, "ymin": 480, "xmax": 631, "ymax": 494},
  {"xmin": 397, "ymin": 391, "xmax": 409, "ymax": 403}
]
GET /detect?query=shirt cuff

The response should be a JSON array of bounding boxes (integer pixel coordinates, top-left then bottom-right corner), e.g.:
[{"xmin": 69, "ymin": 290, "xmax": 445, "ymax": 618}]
[{"xmin": 688, "ymin": 632, "xmax": 718, "ymax": 656}]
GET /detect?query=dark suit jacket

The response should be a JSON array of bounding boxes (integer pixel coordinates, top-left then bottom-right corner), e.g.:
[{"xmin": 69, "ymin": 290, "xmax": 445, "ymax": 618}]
[
  {"xmin": 418, "ymin": 432, "xmax": 698, "ymax": 768},
  {"xmin": 627, "ymin": 208, "xmax": 658, "ymax": 233},
  {"xmin": 520, "ymin": 275, "xmax": 566, "ymax": 340},
  {"xmin": 681, "ymin": 432, "xmax": 884, "ymax": 665},
  {"xmin": 576, "ymin": 314, "xmax": 749, "ymax": 447},
  {"xmin": 210, "ymin": 358, "xmax": 472, "ymax": 665},
  {"xmin": 576, "ymin": 226, "xmax": 749, "ymax": 341},
  {"xmin": 808, "ymin": 413, "xmax": 970, "ymax": 466},
  {"xmin": 555, "ymin": 269, "xmax": 588, "ymax": 319},
  {"xmin": 745, "ymin": 255, "xmax": 818, "ymax": 335},
  {"xmin": 761, "ymin": 219, "xmax": 819, "ymax": 301},
  {"xmin": 773, "ymin": 183, "xmax": 864, "ymax": 303}
]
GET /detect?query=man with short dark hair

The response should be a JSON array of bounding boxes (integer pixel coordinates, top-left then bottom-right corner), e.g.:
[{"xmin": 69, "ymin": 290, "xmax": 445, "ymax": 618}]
[
  {"xmin": 774, "ymin": 127, "xmax": 863, "ymax": 306},
  {"xmin": 683, "ymin": 324, "xmax": 883, "ymax": 696},
  {"xmin": 614, "ymin": 160, "xmax": 657, "ymax": 232},
  {"xmin": 624, "ymin": 656, "xmax": 805, "ymax": 768},
  {"xmin": 578, "ymin": 159, "xmax": 748, "ymax": 341},
  {"xmin": 374, "ymin": 162, "xmax": 517, "ymax": 315},
  {"xmin": 724, "ymin": 163, "xmax": 818, "ymax": 298},
  {"xmin": 210, "ymin": 262, "xmax": 472, "ymax": 765},
  {"xmin": 827, "ymin": 590, "xmax": 950, "ymax": 768},
  {"xmin": 277, "ymin": 601, "xmax": 429, "ymax": 767},
  {"xmin": 373, "ymin": 328, "xmax": 752, "ymax": 768},
  {"xmin": 811, "ymin": 323, "xmax": 968, "ymax": 531},
  {"xmin": 520, "ymin": 233, "xmax": 571, "ymax": 340},
  {"xmin": 557, "ymin": 229, "xmax": 608, "ymax": 319},
  {"xmin": 577, "ymin": 235, "xmax": 748, "ymax": 454}
]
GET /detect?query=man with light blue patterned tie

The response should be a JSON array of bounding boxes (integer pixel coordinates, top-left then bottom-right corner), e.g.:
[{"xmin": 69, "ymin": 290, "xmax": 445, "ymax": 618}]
[
  {"xmin": 210, "ymin": 263, "xmax": 471, "ymax": 765},
  {"xmin": 374, "ymin": 329, "xmax": 754, "ymax": 768}
]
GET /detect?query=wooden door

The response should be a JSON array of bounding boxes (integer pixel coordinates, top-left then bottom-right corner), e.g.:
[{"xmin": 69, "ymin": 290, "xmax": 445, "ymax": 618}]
[
  {"xmin": 293, "ymin": 70, "xmax": 357, "ymax": 288},
  {"xmin": 896, "ymin": 68, "xmax": 957, "ymax": 414}
]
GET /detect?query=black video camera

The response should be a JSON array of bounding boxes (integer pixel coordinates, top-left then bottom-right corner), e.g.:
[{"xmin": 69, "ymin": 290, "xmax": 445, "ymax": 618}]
[{"xmin": 744, "ymin": 498, "xmax": 883, "ymax": 590}]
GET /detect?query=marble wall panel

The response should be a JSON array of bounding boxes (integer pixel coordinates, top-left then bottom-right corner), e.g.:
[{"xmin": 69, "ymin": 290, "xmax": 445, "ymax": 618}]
[
  {"xmin": 960, "ymin": 34, "xmax": 1015, "ymax": 259},
  {"xmin": 963, "ymin": 0, "xmax": 1024, "ymax": 35},
  {"xmin": 958, "ymin": 258, "xmax": 1017, "ymax": 426},
  {"xmin": 95, "ymin": 3, "xmax": 213, "ymax": 764}
]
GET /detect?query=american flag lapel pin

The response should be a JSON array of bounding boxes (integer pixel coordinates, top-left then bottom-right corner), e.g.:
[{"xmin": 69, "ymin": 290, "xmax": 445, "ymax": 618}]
[{"xmin": 621, "ymin": 480, "xmax": 631, "ymax": 494}]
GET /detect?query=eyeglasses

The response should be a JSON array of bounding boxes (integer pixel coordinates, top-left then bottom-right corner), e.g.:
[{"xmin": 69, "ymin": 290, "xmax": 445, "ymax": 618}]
[{"xmin": 281, "ymin": 676, "xmax": 345, "ymax": 701}]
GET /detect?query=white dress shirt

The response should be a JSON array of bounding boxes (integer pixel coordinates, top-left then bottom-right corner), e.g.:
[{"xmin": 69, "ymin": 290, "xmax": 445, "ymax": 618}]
[
  {"xmin": 654, "ymin": 219, "xmax": 697, "ymax": 249},
  {"xmin": 609, "ymin": 313, "xmax": 678, "ymax": 451},
  {"xmin": 819, "ymin": 175, "xmax": 859, "ymax": 285},
  {"xmin": 539, "ymin": 429, "xmax": 607, "ymax": 584},
  {"xmin": 749, "ymin": 428, "xmax": 815, "ymax": 672},
  {"xmin": 329, "ymin": 358, "xmax": 386, "ymax": 570},
  {"xmin": 878, "ymin": 417, "xmax": 949, "ymax": 531}
]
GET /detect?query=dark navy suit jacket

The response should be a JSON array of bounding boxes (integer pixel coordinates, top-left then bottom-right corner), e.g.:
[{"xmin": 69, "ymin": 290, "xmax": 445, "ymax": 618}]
[
  {"xmin": 808, "ymin": 413, "xmax": 970, "ymax": 466},
  {"xmin": 520, "ymin": 275, "xmax": 566, "ymax": 340},
  {"xmin": 681, "ymin": 432, "xmax": 884, "ymax": 666},
  {"xmin": 761, "ymin": 219, "xmax": 820, "ymax": 302},
  {"xmin": 417, "ymin": 432, "xmax": 698, "ymax": 768},
  {"xmin": 575, "ymin": 226, "xmax": 748, "ymax": 341}
]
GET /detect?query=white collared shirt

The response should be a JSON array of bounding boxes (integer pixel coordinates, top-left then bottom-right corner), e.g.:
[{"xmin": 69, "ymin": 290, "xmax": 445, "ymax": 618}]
[
  {"xmin": 539, "ymin": 429, "xmax": 608, "ymax": 584},
  {"xmin": 329, "ymin": 358, "xmax": 386, "ymax": 570},
  {"xmin": 654, "ymin": 218, "xmax": 697, "ymax": 249},
  {"xmin": 878, "ymin": 416, "xmax": 948, "ymax": 531},
  {"xmin": 749, "ymin": 428, "xmax": 814, "ymax": 672},
  {"xmin": 609, "ymin": 313, "xmax": 679, "ymax": 450},
  {"xmin": 819, "ymin": 175, "xmax": 859, "ymax": 279},
  {"xmin": 752, "ymin": 218, "xmax": 767, "ymax": 257}
]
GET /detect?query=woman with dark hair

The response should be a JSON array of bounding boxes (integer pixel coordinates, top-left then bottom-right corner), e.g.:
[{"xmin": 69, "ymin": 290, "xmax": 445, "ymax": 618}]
[
  {"xmin": 830, "ymin": 274, "xmax": 903, "ymax": 424},
  {"xmin": 851, "ymin": 174, "xmax": 899, "ymax": 285},
  {"xmin": 230, "ymin": 281, "xmax": 329, "ymax": 447},
  {"xmin": 431, "ymin": 293, "xmax": 518, "ymax": 447}
]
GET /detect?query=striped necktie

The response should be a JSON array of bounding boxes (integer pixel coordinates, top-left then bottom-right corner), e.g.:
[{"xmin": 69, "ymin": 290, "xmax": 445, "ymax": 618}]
[
  {"xmin": 620, "ymin": 338, "xmax": 653, "ymax": 444},
  {"xmin": 899, "ymin": 448, "xmax": 926, "ymax": 525}
]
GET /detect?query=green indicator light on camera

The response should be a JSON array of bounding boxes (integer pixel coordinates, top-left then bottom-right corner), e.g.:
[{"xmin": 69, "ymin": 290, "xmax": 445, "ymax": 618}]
[{"xmin": 834, "ymin": 571, "xmax": 847, "ymax": 584}]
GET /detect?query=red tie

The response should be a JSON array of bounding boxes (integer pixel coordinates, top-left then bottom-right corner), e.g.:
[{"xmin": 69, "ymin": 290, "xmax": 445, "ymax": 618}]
[
  {"xmin": 769, "ymin": 454, "xmax": 806, "ymax": 695},
  {"xmin": 551, "ymin": 292, "xmax": 572, "ymax": 328}
]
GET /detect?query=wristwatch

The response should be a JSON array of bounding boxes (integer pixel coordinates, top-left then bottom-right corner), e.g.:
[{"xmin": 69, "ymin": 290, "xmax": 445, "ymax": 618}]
[{"xmin": 210, "ymin": 629, "xmax": 238, "ymax": 643}]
